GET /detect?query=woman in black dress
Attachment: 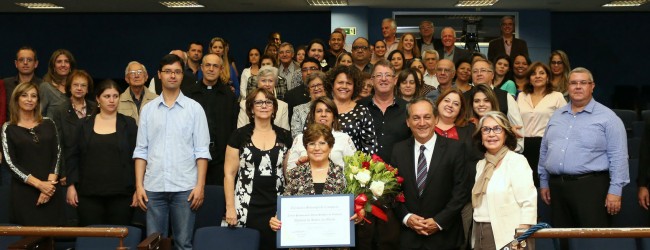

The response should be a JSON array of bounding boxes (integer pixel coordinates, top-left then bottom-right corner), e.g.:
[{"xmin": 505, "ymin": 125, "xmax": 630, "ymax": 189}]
[
  {"xmin": 224, "ymin": 88, "xmax": 292, "ymax": 250},
  {"xmin": 2, "ymin": 82, "xmax": 63, "ymax": 226},
  {"xmin": 66, "ymin": 80, "xmax": 137, "ymax": 226}
]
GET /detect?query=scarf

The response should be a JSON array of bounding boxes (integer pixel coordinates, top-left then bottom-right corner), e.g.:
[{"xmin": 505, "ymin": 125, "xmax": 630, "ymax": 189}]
[{"xmin": 472, "ymin": 146, "xmax": 509, "ymax": 208}]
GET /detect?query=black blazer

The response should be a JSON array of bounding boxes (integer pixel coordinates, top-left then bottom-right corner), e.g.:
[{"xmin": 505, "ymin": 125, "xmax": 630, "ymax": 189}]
[
  {"xmin": 393, "ymin": 136, "xmax": 469, "ymax": 249},
  {"xmin": 436, "ymin": 46, "xmax": 472, "ymax": 66},
  {"xmin": 416, "ymin": 38, "xmax": 443, "ymax": 52},
  {"xmin": 48, "ymin": 99, "xmax": 96, "ymax": 178},
  {"xmin": 68, "ymin": 113, "xmax": 137, "ymax": 195},
  {"xmin": 487, "ymin": 37, "xmax": 529, "ymax": 62}
]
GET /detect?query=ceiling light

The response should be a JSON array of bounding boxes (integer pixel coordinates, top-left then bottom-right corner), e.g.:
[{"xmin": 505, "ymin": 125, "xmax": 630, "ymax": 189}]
[
  {"xmin": 306, "ymin": 0, "xmax": 348, "ymax": 6},
  {"xmin": 15, "ymin": 2, "xmax": 64, "ymax": 9},
  {"xmin": 602, "ymin": 0, "xmax": 647, "ymax": 7},
  {"xmin": 455, "ymin": 0, "xmax": 499, "ymax": 7},
  {"xmin": 159, "ymin": 1, "xmax": 205, "ymax": 8}
]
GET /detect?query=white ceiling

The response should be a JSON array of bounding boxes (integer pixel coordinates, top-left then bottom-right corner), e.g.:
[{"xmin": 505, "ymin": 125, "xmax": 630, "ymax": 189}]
[{"xmin": 2, "ymin": 0, "xmax": 649, "ymax": 12}]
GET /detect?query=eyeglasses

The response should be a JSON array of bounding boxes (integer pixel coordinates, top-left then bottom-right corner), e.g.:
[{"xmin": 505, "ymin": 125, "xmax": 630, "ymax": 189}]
[
  {"xmin": 436, "ymin": 68, "xmax": 454, "ymax": 74},
  {"xmin": 481, "ymin": 126, "xmax": 503, "ymax": 135},
  {"xmin": 203, "ymin": 63, "xmax": 222, "ymax": 69},
  {"xmin": 472, "ymin": 68, "xmax": 493, "ymax": 74},
  {"xmin": 17, "ymin": 58, "xmax": 35, "ymax": 63},
  {"xmin": 352, "ymin": 46, "xmax": 369, "ymax": 51},
  {"xmin": 569, "ymin": 80, "xmax": 592, "ymax": 86},
  {"xmin": 301, "ymin": 67, "xmax": 319, "ymax": 72},
  {"xmin": 71, "ymin": 83, "xmax": 88, "ymax": 89},
  {"xmin": 306, "ymin": 141, "xmax": 328, "ymax": 149},
  {"xmin": 128, "ymin": 70, "xmax": 144, "ymax": 76},
  {"xmin": 424, "ymin": 57, "xmax": 438, "ymax": 61},
  {"xmin": 161, "ymin": 69, "xmax": 183, "ymax": 75},
  {"xmin": 550, "ymin": 61, "xmax": 564, "ymax": 65},
  {"xmin": 29, "ymin": 128, "xmax": 39, "ymax": 143},
  {"xmin": 279, "ymin": 50, "xmax": 292, "ymax": 55},
  {"xmin": 372, "ymin": 73, "xmax": 394, "ymax": 79},
  {"xmin": 309, "ymin": 83, "xmax": 324, "ymax": 90},
  {"xmin": 254, "ymin": 100, "xmax": 274, "ymax": 107}
]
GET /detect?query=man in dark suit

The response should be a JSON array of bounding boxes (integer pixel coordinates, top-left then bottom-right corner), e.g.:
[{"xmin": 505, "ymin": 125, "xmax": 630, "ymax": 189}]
[
  {"xmin": 436, "ymin": 27, "xmax": 471, "ymax": 66},
  {"xmin": 416, "ymin": 20, "xmax": 443, "ymax": 57},
  {"xmin": 487, "ymin": 16, "xmax": 529, "ymax": 62},
  {"xmin": 393, "ymin": 98, "xmax": 469, "ymax": 250}
]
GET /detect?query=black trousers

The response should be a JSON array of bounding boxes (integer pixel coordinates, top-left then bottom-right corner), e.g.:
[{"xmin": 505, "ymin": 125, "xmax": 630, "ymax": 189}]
[
  {"xmin": 77, "ymin": 194, "xmax": 133, "ymax": 226},
  {"xmin": 355, "ymin": 208, "xmax": 400, "ymax": 250},
  {"xmin": 523, "ymin": 137, "xmax": 542, "ymax": 187},
  {"xmin": 548, "ymin": 172, "xmax": 611, "ymax": 228},
  {"xmin": 205, "ymin": 159, "xmax": 225, "ymax": 186}
]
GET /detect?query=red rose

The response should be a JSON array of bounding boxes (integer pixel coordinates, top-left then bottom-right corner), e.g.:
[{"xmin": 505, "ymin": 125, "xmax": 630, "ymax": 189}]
[
  {"xmin": 397, "ymin": 176, "xmax": 404, "ymax": 184},
  {"xmin": 393, "ymin": 168, "xmax": 399, "ymax": 175},
  {"xmin": 395, "ymin": 192, "xmax": 405, "ymax": 202},
  {"xmin": 362, "ymin": 161, "xmax": 370, "ymax": 169},
  {"xmin": 385, "ymin": 164, "xmax": 394, "ymax": 172},
  {"xmin": 371, "ymin": 154, "xmax": 384, "ymax": 163}
]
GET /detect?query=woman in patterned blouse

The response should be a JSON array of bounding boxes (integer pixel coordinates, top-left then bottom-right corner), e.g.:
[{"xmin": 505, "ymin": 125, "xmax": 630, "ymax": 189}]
[
  {"xmin": 290, "ymin": 71, "xmax": 327, "ymax": 138},
  {"xmin": 326, "ymin": 65, "xmax": 378, "ymax": 154}
]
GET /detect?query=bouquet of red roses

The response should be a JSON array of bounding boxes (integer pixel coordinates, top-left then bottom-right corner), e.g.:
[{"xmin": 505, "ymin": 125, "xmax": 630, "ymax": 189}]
[{"xmin": 343, "ymin": 151, "xmax": 405, "ymax": 223}]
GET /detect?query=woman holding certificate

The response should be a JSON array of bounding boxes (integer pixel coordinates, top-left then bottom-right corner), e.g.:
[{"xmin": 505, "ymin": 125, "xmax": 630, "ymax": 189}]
[{"xmin": 270, "ymin": 123, "xmax": 361, "ymax": 249}]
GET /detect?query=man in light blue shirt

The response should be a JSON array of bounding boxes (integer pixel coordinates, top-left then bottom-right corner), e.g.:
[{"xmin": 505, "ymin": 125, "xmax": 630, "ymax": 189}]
[
  {"xmin": 539, "ymin": 67, "xmax": 628, "ymax": 227},
  {"xmin": 133, "ymin": 54, "xmax": 211, "ymax": 250}
]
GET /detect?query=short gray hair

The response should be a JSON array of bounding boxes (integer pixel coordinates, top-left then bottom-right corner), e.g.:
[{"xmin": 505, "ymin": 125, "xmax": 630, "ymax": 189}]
[
  {"xmin": 423, "ymin": 50, "xmax": 439, "ymax": 59},
  {"xmin": 124, "ymin": 61, "xmax": 147, "ymax": 76},
  {"xmin": 382, "ymin": 18, "xmax": 397, "ymax": 29},
  {"xmin": 279, "ymin": 42, "xmax": 294, "ymax": 53},
  {"xmin": 258, "ymin": 65, "xmax": 279, "ymax": 82},
  {"xmin": 569, "ymin": 67, "xmax": 594, "ymax": 82}
]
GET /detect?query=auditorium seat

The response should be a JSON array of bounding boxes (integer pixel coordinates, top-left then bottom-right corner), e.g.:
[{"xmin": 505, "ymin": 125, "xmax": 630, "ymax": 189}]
[
  {"xmin": 632, "ymin": 120, "xmax": 645, "ymax": 138},
  {"xmin": 613, "ymin": 109, "xmax": 638, "ymax": 134},
  {"xmin": 642, "ymin": 110, "xmax": 650, "ymax": 124},
  {"xmin": 194, "ymin": 185, "xmax": 225, "ymax": 232},
  {"xmin": 0, "ymin": 224, "xmax": 22, "ymax": 250},
  {"xmin": 612, "ymin": 177, "xmax": 649, "ymax": 228},
  {"xmin": 534, "ymin": 238, "xmax": 559, "ymax": 250},
  {"xmin": 568, "ymin": 238, "xmax": 636, "ymax": 250},
  {"xmin": 193, "ymin": 226, "xmax": 259, "ymax": 250},
  {"xmin": 75, "ymin": 225, "xmax": 142, "ymax": 250}
]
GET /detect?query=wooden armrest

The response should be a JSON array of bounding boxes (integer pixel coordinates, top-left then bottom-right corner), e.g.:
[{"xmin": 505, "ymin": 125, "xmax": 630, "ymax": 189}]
[{"xmin": 138, "ymin": 232, "xmax": 163, "ymax": 250}]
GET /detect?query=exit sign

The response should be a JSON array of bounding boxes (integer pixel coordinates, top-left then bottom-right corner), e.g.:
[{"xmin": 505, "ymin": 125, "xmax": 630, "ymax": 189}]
[{"xmin": 341, "ymin": 27, "xmax": 356, "ymax": 36}]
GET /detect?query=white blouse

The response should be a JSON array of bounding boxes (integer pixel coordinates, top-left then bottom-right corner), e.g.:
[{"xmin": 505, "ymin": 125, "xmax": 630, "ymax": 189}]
[{"xmin": 517, "ymin": 91, "xmax": 567, "ymax": 137}]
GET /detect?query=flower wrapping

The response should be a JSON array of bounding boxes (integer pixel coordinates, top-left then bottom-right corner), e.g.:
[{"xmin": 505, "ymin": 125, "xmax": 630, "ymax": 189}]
[{"xmin": 344, "ymin": 152, "xmax": 405, "ymax": 222}]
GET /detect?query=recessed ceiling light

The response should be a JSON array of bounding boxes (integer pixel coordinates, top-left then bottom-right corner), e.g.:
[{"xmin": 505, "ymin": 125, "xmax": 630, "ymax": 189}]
[
  {"xmin": 602, "ymin": 0, "xmax": 647, "ymax": 7},
  {"xmin": 306, "ymin": 0, "xmax": 348, "ymax": 6},
  {"xmin": 455, "ymin": 0, "xmax": 499, "ymax": 7},
  {"xmin": 159, "ymin": 1, "xmax": 205, "ymax": 8},
  {"xmin": 15, "ymin": 2, "xmax": 64, "ymax": 9}
]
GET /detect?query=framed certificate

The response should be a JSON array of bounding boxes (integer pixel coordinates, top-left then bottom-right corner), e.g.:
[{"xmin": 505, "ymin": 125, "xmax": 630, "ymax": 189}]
[{"xmin": 276, "ymin": 194, "xmax": 355, "ymax": 248}]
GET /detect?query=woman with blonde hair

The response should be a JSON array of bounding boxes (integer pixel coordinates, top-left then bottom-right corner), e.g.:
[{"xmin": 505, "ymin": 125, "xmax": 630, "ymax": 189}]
[
  {"xmin": 397, "ymin": 33, "xmax": 420, "ymax": 66},
  {"xmin": 2, "ymin": 82, "xmax": 63, "ymax": 226},
  {"xmin": 549, "ymin": 50, "xmax": 571, "ymax": 95},
  {"xmin": 210, "ymin": 37, "xmax": 241, "ymax": 97},
  {"xmin": 471, "ymin": 111, "xmax": 536, "ymax": 249}
]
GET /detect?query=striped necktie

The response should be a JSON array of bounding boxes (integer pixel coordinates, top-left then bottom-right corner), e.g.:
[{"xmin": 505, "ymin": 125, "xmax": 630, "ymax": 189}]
[{"xmin": 416, "ymin": 145, "xmax": 428, "ymax": 195}]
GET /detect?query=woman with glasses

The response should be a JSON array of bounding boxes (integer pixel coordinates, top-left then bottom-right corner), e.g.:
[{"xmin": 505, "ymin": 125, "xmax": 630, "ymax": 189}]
[
  {"xmin": 371, "ymin": 40, "xmax": 388, "ymax": 65},
  {"xmin": 357, "ymin": 73, "xmax": 374, "ymax": 100},
  {"xmin": 2, "ymin": 82, "xmax": 64, "ymax": 226},
  {"xmin": 517, "ymin": 62, "xmax": 567, "ymax": 187},
  {"xmin": 224, "ymin": 88, "xmax": 292, "ymax": 250},
  {"xmin": 40, "ymin": 49, "xmax": 77, "ymax": 116},
  {"xmin": 237, "ymin": 66, "xmax": 289, "ymax": 130},
  {"xmin": 326, "ymin": 65, "xmax": 378, "ymax": 154},
  {"xmin": 549, "ymin": 50, "xmax": 571, "ymax": 96},
  {"xmin": 471, "ymin": 111, "xmax": 536, "ymax": 250},
  {"xmin": 290, "ymin": 72, "xmax": 328, "ymax": 138},
  {"xmin": 287, "ymin": 96, "xmax": 356, "ymax": 170},
  {"xmin": 65, "ymin": 80, "xmax": 138, "ymax": 226},
  {"xmin": 395, "ymin": 68, "xmax": 421, "ymax": 102}
]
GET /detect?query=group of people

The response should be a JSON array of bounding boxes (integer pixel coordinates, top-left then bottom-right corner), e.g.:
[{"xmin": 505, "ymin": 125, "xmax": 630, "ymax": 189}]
[{"xmin": 0, "ymin": 14, "xmax": 630, "ymax": 250}]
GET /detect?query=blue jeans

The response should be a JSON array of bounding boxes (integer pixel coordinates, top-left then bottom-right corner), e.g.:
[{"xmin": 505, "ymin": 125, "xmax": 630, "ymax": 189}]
[{"xmin": 146, "ymin": 190, "xmax": 195, "ymax": 250}]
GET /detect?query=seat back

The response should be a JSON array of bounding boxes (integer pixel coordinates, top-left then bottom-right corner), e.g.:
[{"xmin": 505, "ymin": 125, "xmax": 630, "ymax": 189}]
[
  {"xmin": 75, "ymin": 225, "xmax": 142, "ymax": 250},
  {"xmin": 194, "ymin": 185, "xmax": 225, "ymax": 231},
  {"xmin": 568, "ymin": 238, "xmax": 636, "ymax": 250},
  {"xmin": 193, "ymin": 226, "xmax": 260, "ymax": 250}
]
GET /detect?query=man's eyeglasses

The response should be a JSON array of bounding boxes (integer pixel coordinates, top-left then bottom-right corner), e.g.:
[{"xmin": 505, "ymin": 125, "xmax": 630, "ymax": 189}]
[
  {"xmin": 161, "ymin": 69, "xmax": 183, "ymax": 75},
  {"xmin": 301, "ymin": 67, "xmax": 319, "ymax": 72},
  {"xmin": 352, "ymin": 46, "xmax": 369, "ymax": 51},
  {"xmin": 436, "ymin": 68, "xmax": 454, "ymax": 74},
  {"xmin": 372, "ymin": 73, "xmax": 394, "ymax": 79},
  {"xmin": 569, "ymin": 80, "xmax": 592, "ymax": 86},
  {"xmin": 472, "ymin": 68, "xmax": 493, "ymax": 74},
  {"xmin": 128, "ymin": 70, "xmax": 144, "ymax": 76}
]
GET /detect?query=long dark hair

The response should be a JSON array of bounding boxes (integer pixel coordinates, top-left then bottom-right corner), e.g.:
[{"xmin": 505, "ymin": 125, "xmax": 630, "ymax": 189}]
[{"xmin": 306, "ymin": 96, "xmax": 342, "ymax": 131}]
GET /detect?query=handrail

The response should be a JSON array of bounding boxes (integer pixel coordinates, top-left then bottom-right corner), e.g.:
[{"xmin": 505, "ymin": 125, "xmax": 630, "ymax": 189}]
[
  {"xmin": 0, "ymin": 226, "xmax": 129, "ymax": 250},
  {"xmin": 515, "ymin": 227, "xmax": 650, "ymax": 238}
]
